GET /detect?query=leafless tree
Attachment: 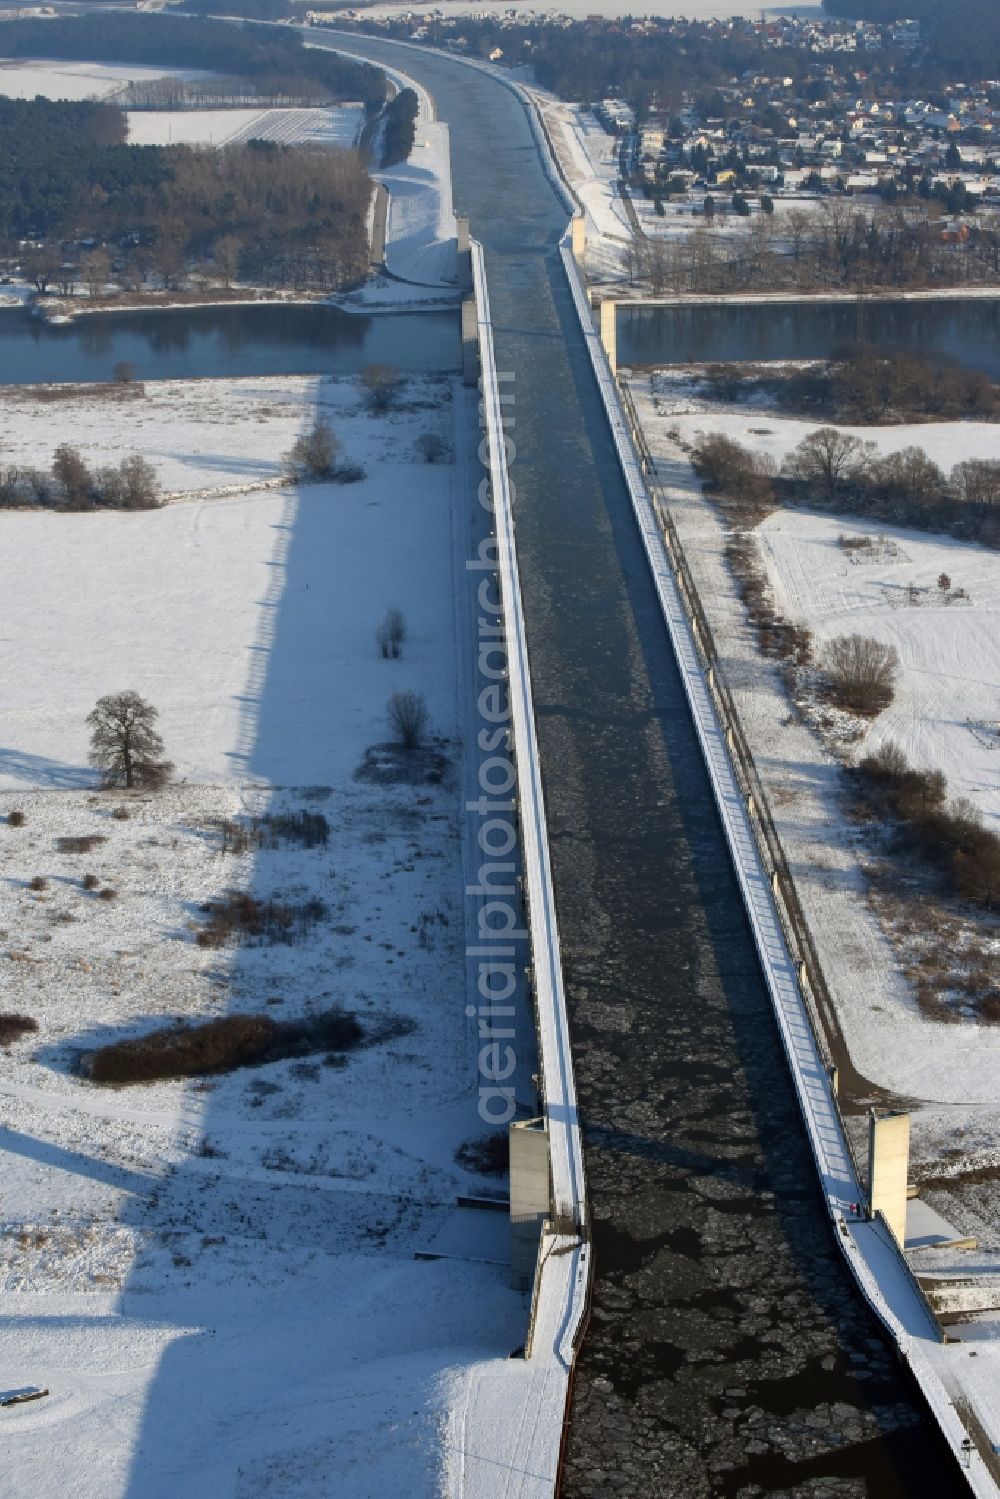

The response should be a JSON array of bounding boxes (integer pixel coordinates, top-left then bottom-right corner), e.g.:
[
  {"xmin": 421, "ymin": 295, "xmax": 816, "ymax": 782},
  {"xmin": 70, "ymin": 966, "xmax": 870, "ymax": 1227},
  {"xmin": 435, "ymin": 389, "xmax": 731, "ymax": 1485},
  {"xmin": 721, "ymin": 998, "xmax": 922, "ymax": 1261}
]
[
  {"xmin": 213, "ymin": 234, "xmax": 241, "ymax": 288},
  {"xmin": 52, "ymin": 445, "xmax": 94, "ymax": 509},
  {"xmin": 285, "ymin": 419, "xmax": 341, "ymax": 480},
  {"xmin": 96, "ymin": 455, "xmax": 160, "ymax": 510},
  {"xmin": 113, "ymin": 362, "xmax": 137, "ymax": 386},
  {"xmin": 87, "ymin": 690, "xmax": 173, "ymax": 789},
  {"xmin": 81, "ymin": 248, "xmax": 111, "ymax": 300},
  {"xmin": 361, "ymin": 363, "xmax": 403, "ymax": 412},
  {"xmin": 784, "ymin": 428, "xmax": 875, "ymax": 495},
  {"xmin": 24, "ymin": 246, "xmax": 60, "ymax": 295},
  {"xmin": 822, "ymin": 634, "xmax": 899, "ymax": 716},
  {"xmin": 387, "ymin": 690, "xmax": 428, "ymax": 749}
]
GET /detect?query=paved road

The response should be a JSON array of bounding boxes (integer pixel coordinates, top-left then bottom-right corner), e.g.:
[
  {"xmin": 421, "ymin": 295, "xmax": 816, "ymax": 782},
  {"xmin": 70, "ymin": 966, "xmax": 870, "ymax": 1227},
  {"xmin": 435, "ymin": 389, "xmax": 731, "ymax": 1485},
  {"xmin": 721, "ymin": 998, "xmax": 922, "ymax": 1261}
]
[{"xmin": 312, "ymin": 32, "xmax": 966, "ymax": 1498}]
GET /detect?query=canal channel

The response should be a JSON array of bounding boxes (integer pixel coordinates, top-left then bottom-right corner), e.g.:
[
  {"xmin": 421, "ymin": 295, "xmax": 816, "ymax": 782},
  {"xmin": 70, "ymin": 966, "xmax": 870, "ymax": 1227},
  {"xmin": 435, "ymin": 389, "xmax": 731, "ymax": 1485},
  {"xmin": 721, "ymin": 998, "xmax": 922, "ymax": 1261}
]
[{"xmin": 316, "ymin": 33, "xmax": 965, "ymax": 1496}]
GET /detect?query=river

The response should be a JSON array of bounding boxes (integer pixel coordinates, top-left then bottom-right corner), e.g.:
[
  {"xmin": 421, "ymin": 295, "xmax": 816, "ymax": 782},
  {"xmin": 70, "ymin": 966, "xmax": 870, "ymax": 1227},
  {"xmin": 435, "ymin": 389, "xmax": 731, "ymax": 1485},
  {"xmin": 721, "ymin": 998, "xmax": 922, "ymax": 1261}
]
[
  {"xmin": 618, "ymin": 295, "xmax": 1000, "ymax": 374},
  {"xmin": 0, "ymin": 302, "xmax": 459, "ymax": 384},
  {"xmin": 313, "ymin": 33, "xmax": 967, "ymax": 1499}
]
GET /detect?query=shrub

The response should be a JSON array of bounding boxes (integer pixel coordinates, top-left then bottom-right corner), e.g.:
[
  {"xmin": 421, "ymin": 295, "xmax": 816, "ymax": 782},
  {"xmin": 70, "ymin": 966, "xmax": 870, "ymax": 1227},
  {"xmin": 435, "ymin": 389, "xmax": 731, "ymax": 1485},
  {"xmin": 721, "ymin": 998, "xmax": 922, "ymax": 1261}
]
[
  {"xmin": 111, "ymin": 806, "xmax": 131, "ymax": 820},
  {"xmin": 89, "ymin": 1015, "xmax": 276, "ymax": 1084},
  {"xmin": 82, "ymin": 873, "xmax": 100, "ymax": 890},
  {"xmin": 56, "ymin": 835, "xmax": 107, "ymax": 853},
  {"xmin": 455, "ymin": 1131, "xmax": 509, "ymax": 1177},
  {"xmin": 416, "ymin": 431, "xmax": 446, "ymax": 463},
  {"xmin": 98, "ymin": 888, "xmax": 118, "ymax": 901},
  {"xmin": 87, "ymin": 1008, "xmax": 364, "ymax": 1084},
  {"xmin": 285, "ymin": 419, "xmax": 340, "ymax": 480},
  {"xmin": 360, "ymin": 362, "xmax": 403, "ymax": 412},
  {"xmin": 7, "ymin": 810, "xmax": 25, "ymax": 827},
  {"xmin": 197, "ymin": 890, "xmax": 327, "ymax": 947},
  {"xmin": 822, "ymin": 633, "xmax": 899, "ymax": 715},
  {"xmin": 0, "ymin": 1013, "xmax": 38, "ymax": 1047},
  {"xmin": 28, "ymin": 875, "xmax": 47, "ymax": 891},
  {"xmin": 387, "ymin": 690, "xmax": 428, "ymax": 750}
]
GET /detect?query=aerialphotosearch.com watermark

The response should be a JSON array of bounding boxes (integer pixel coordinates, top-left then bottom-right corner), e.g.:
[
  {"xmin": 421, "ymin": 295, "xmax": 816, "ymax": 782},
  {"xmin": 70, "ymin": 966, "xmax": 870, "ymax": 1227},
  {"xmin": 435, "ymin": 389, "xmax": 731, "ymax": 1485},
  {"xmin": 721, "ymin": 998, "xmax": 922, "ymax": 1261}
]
[{"xmin": 465, "ymin": 367, "xmax": 525, "ymax": 1127}]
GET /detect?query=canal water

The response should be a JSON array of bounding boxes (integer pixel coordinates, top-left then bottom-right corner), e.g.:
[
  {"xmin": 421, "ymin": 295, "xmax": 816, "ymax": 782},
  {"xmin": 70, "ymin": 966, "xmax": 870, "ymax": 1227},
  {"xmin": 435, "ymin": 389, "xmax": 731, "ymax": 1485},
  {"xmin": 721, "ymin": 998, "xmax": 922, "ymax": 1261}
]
[
  {"xmin": 0, "ymin": 302, "xmax": 460, "ymax": 384},
  {"xmin": 619, "ymin": 295, "xmax": 1000, "ymax": 374},
  {"xmin": 315, "ymin": 33, "xmax": 968, "ymax": 1499}
]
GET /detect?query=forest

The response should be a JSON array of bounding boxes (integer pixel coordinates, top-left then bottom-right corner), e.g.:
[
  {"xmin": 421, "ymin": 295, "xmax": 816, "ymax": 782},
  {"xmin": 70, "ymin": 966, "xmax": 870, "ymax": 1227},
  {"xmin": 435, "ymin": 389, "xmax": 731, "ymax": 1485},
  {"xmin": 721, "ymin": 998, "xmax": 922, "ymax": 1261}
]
[
  {"xmin": 0, "ymin": 14, "xmax": 386, "ymax": 109},
  {"xmin": 0, "ymin": 99, "xmax": 371, "ymax": 291}
]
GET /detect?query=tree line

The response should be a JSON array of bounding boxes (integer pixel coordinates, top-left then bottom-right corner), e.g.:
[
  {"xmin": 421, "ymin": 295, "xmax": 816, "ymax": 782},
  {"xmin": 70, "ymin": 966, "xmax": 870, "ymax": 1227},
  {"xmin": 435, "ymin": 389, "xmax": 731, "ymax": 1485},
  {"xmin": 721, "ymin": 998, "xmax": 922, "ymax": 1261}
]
[
  {"xmin": 628, "ymin": 203, "xmax": 1000, "ymax": 297},
  {"xmin": 693, "ymin": 426, "xmax": 1000, "ymax": 547},
  {"xmin": 380, "ymin": 89, "xmax": 419, "ymax": 168},
  {"xmin": 821, "ymin": 0, "xmax": 1000, "ymax": 75},
  {"xmin": 2, "ymin": 100, "xmax": 371, "ymax": 292},
  {"xmin": 0, "ymin": 14, "xmax": 387, "ymax": 110}
]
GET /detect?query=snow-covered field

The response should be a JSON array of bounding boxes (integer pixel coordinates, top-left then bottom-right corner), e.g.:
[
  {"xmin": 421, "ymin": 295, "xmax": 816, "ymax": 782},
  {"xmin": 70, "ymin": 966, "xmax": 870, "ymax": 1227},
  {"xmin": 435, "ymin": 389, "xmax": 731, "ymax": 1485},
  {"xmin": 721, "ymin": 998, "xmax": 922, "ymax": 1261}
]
[
  {"xmin": 0, "ymin": 59, "xmax": 205, "ymax": 102},
  {"xmin": 0, "ymin": 375, "xmax": 457, "ymax": 785},
  {"xmin": 630, "ymin": 373, "xmax": 1000, "ymax": 1161},
  {"xmin": 759, "ymin": 511, "xmax": 1000, "ymax": 826},
  {"xmin": 0, "ymin": 372, "xmax": 535, "ymax": 1497},
  {"xmin": 125, "ymin": 104, "xmax": 365, "ymax": 149}
]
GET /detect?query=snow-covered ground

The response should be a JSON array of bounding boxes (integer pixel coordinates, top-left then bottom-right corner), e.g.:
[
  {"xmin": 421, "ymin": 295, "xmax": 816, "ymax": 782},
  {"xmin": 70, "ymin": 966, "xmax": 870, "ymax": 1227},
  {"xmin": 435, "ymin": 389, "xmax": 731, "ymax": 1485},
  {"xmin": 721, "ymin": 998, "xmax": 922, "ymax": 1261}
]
[
  {"xmin": 125, "ymin": 103, "xmax": 365, "ymax": 149},
  {"xmin": 657, "ymin": 400, "xmax": 1000, "ymax": 477},
  {"xmin": 322, "ymin": 44, "xmax": 458, "ymax": 288},
  {"xmin": 759, "ymin": 511, "xmax": 1000, "ymax": 827},
  {"xmin": 0, "ymin": 372, "xmax": 540, "ymax": 1496},
  {"xmin": 629, "ymin": 372, "xmax": 1000, "ymax": 1151},
  {"xmin": 0, "ymin": 374, "xmax": 456, "ymax": 785},
  {"xmin": 0, "ymin": 59, "xmax": 205, "ymax": 102}
]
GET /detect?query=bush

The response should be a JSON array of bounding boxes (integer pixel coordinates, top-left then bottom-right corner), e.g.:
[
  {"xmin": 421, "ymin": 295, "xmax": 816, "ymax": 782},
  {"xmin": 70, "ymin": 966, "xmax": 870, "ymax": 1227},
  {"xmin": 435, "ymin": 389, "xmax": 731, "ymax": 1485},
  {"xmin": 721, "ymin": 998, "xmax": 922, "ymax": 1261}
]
[
  {"xmin": 0, "ymin": 1013, "xmax": 38, "ymax": 1047},
  {"xmin": 82, "ymin": 873, "xmax": 100, "ymax": 890},
  {"xmin": 455, "ymin": 1131, "xmax": 509, "ymax": 1177},
  {"xmin": 7, "ymin": 810, "xmax": 25, "ymax": 827},
  {"xmin": 197, "ymin": 890, "xmax": 327, "ymax": 947},
  {"xmin": 56, "ymin": 834, "xmax": 107, "ymax": 853},
  {"xmin": 28, "ymin": 875, "xmax": 47, "ymax": 891},
  {"xmin": 416, "ymin": 431, "xmax": 446, "ymax": 463},
  {"xmin": 285, "ymin": 419, "xmax": 340, "ymax": 480},
  {"xmin": 822, "ymin": 633, "xmax": 899, "ymax": 715},
  {"xmin": 387, "ymin": 690, "xmax": 428, "ymax": 750},
  {"xmin": 89, "ymin": 1014, "xmax": 276, "ymax": 1083},
  {"xmin": 360, "ymin": 362, "xmax": 403, "ymax": 412},
  {"xmin": 98, "ymin": 887, "xmax": 118, "ymax": 901},
  {"xmin": 87, "ymin": 1008, "xmax": 364, "ymax": 1084}
]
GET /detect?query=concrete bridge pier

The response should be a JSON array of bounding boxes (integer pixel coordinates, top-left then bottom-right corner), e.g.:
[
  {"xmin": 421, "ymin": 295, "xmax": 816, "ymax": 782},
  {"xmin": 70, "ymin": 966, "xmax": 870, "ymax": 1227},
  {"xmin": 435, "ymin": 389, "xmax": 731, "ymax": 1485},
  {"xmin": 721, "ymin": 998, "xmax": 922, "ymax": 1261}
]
[{"xmin": 599, "ymin": 298, "xmax": 617, "ymax": 375}]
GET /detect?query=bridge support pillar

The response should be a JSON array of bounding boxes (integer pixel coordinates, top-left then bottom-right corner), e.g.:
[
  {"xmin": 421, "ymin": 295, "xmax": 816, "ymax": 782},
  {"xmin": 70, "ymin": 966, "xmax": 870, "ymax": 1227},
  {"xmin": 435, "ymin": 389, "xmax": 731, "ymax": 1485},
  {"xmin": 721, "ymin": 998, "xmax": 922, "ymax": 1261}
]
[
  {"xmin": 456, "ymin": 215, "xmax": 472, "ymax": 289},
  {"xmin": 599, "ymin": 298, "xmax": 617, "ymax": 375},
  {"xmin": 510, "ymin": 1117, "xmax": 550, "ymax": 1292},
  {"xmin": 571, "ymin": 212, "xmax": 586, "ymax": 262},
  {"xmin": 869, "ymin": 1109, "xmax": 910, "ymax": 1246},
  {"xmin": 462, "ymin": 296, "xmax": 479, "ymax": 387}
]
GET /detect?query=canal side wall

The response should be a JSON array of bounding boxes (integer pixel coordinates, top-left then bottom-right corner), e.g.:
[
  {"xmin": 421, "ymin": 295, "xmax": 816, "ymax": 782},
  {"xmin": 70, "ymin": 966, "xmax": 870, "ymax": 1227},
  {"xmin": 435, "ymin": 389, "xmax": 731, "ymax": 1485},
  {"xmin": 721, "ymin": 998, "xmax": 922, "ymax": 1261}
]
[
  {"xmin": 557, "ymin": 237, "xmax": 997, "ymax": 1498},
  {"xmin": 471, "ymin": 235, "xmax": 591, "ymax": 1465}
]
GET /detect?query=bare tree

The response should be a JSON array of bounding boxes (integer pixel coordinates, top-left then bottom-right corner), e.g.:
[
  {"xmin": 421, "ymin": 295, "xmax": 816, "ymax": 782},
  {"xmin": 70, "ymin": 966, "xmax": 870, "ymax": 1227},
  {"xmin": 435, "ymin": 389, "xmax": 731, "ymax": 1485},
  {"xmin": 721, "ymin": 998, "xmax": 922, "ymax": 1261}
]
[
  {"xmin": 952, "ymin": 459, "xmax": 1000, "ymax": 506},
  {"xmin": 213, "ymin": 234, "xmax": 241, "ymax": 288},
  {"xmin": 361, "ymin": 363, "xmax": 403, "ymax": 412},
  {"xmin": 285, "ymin": 419, "xmax": 341, "ymax": 480},
  {"xmin": 52, "ymin": 445, "xmax": 94, "ymax": 509},
  {"xmin": 376, "ymin": 608, "xmax": 406, "ymax": 659},
  {"xmin": 784, "ymin": 428, "xmax": 874, "ymax": 495},
  {"xmin": 113, "ymin": 361, "xmax": 137, "ymax": 386},
  {"xmin": 87, "ymin": 691, "xmax": 173, "ymax": 789},
  {"xmin": 822, "ymin": 634, "xmax": 899, "ymax": 716},
  {"xmin": 23, "ymin": 246, "xmax": 60, "ymax": 295},
  {"xmin": 416, "ymin": 431, "xmax": 446, "ymax": 464},
  {"xmin": 387, "ymin": 690, "xmax": 428, "ymax": 750},
  {"xmin": 81, "ymin": 248, "xmax": 111, "ymax": 300},
  {"xmin": 96, "ymin": 455, "xmax": 160, "ymax": 510}
]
